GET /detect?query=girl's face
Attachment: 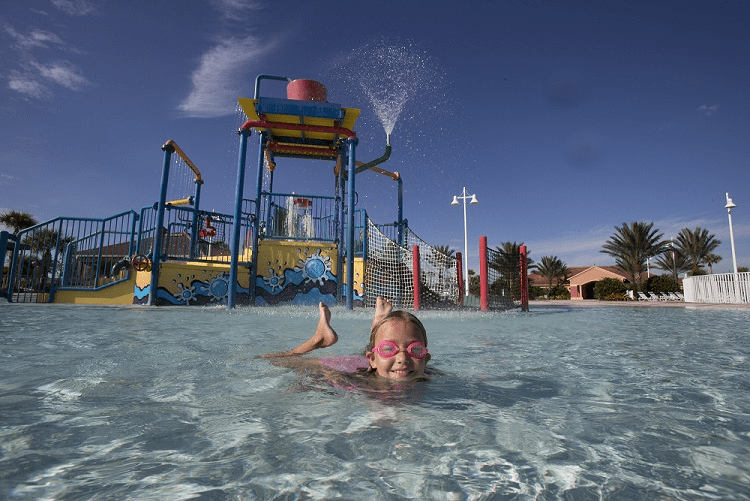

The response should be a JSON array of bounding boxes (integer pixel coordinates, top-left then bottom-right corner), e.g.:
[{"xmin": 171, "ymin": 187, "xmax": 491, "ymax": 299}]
[{"xmin": 366, "ymin": 319, "xmax": 430, "ymax": 380}]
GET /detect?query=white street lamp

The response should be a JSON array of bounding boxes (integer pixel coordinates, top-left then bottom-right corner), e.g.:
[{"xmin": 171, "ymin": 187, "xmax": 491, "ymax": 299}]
[
  {"xmin": 725, "ymin": 192, "xmax": 738, "ymax": 275},
  {"xmin": 451, "ymin": 187, "xmax": 478, "ymax": 296}
]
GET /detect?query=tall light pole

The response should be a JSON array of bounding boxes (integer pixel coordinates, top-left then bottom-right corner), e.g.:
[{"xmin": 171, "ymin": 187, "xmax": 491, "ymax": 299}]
[
  {"xmin": 451, "ymin": 187, "xmax": 478, "ymax": 296},
  {"xmin": 725, "ymin": 192, "xmax": 738, "ymax": 275}
]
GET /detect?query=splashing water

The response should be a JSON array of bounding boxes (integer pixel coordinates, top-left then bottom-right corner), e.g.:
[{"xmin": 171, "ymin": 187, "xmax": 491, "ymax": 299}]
[{"xmin": 331, "ymin": 40, "xmax": 444, "ymax": 137}]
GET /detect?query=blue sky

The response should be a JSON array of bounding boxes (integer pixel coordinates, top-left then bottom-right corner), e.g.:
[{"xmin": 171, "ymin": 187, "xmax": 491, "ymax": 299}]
[{"xmin": 2, "ymin": 0, "xmax": 749, "ymax": 274}]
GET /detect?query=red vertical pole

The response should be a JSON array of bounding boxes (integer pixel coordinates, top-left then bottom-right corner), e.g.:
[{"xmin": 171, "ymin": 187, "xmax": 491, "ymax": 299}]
[
  {"xmin": 520, "ymin": 244, "xmax": 529, "ymax": 311},
  {"xmin": 456, "ymin": 252, "xmax": 464, "ymax": 305},
  {"xmin": 412, "ymin": 245, "xmax": 420, "ymax": 311},
  {"xmin": 480, "ymin": 236, "xmax": 488, "ymax": 311}
]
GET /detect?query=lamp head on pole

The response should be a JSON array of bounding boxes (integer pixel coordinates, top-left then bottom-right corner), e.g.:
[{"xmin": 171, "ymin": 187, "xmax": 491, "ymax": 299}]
[
  {"xmin": 451, "ymin": 196, "xmax": 460, "ymax": 206},
  {"xmin": 469, "ymin": 194, "xmax": 479, "ymax": 204},
  {"xmin": 725, "ymin": 192, "xmax": 737, "ymax": 210}
]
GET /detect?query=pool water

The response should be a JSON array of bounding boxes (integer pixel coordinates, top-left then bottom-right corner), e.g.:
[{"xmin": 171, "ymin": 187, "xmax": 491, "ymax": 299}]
[{"xmin": 1, "ymin": 303, "xmax": 749, "ymax": 499}]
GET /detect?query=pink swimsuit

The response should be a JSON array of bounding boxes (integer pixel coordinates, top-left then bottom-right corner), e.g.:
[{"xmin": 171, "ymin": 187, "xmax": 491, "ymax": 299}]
[{"xmin": 318, "ymin": 355, "xmax": 371, "ymax": 373}]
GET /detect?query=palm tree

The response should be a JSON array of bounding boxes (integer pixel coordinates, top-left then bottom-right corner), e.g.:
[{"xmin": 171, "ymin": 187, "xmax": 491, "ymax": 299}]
[
  {"xmin": 23, "ymin": 228, "xmax": 74, "ymax": 292},
  {"xmin": 673, "ymin": 227, "xmax": 721, "ymax": 275},
  {"xmin": 534, "ymin": 256, "xmax": 571, "ymax": 299},
  {"xmin": 601, "ymin": 221, "xmax": 664, "ymax": 286},
  {"xmin": 432, "ymin": 245, "xmax": 455, "ymax": 258},
  {"xmin": 489, "ymin": 242, "xmax": 533, "ymax": 300},
  {"xmin": 0, "ymin": 210, "xmax": 38, "ymax": 234},
  {"xmin": 653, "ymin": 246, "xmax": 690, "ymax": 282},
  {"xmin": 705, "ymin": 253, "xmax": 722, "ymax": 274}
]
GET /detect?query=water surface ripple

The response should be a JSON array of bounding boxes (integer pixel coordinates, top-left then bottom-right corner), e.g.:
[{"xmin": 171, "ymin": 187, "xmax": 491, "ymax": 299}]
[{"xmin": 1, "ymin": 303, "xmax": 749, "ymax": 499}]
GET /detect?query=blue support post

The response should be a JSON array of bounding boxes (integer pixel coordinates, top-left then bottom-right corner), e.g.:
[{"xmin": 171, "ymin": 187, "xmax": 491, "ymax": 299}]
[
  {"xmin": 345, "ymin": 137, "xmax": 358, "ymax": 309},
  {"xmin": 249, "ymin": 132, "xmax": 267, "ymax": 304},
  {"xmin": 149, "ymin": 144, "xmax": 173, "ymax": 305},
  {"xmin": 335, "ymin": 157, "xmax": 344, "ymax": 303},
  {"xmin": 46, "ymin": 218, "xmax": 64, "ymax": 303},
  {"xmin": 397, "ymin": 177, "xmax": 404, "ymax": 246},
  {"xmin": 189, "ymin": 179, "xmax": 203, "ymax": 259},
  {"xmin": 228, "ymin": 129, "xmax": 250, "ymax": 309}
]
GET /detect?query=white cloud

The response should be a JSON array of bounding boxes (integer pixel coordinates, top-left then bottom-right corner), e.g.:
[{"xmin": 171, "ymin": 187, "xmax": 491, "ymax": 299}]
[
  {"xmin": 8, "ymin": 73, "xmax": 51, "ymax": 98},
  {"xmin": 31, "ymin": 60, "xmax": 89, "ymax": 90},
  {"xmin": 211, "ymin": 0, "xmax": 263, "ymax": 22},
  {"xmin": 2, "ymin": 20, "xmax": 90, "ymax": 98},
  {"xmin": 698, "ymin": 104, "xmax": 718, "ymax": 116},
  {"xmin": 3, "ymin": 25, "xmax": 64, "ymax": 51},
  {"xmin": 50, "ymin": 0, "xmax": 101, "ymax": 16},
  {"xmin": 178, "ymin": 34, "xmax": 278, "ymax": 118},
  {"xmin": 1, "ymin": 173, "xmax": 21, "ymax": 185},
  {"xmin": 177, "ymin": 1, "xmax": 280, "ymax": 118},
  {"xmin": 527, "ymin": 226, "xmax": 613, "ymax": 266}
]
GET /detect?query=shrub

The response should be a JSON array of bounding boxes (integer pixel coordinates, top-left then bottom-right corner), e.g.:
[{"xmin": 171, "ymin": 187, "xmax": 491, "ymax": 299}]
[
  {"xmin": 594, "ymin": 277, "xmax": 626, "ymax": 300},
  {"xmin": 645, "ymin": 274, "xmax": 680, "ymax": 294},
  {"xmin": 529, "ymin": 285, "xmax": 546, "ymax": 300},
  {"xmin": 548, "ymin": 284, "xmax": 571, "ymax": 299}
]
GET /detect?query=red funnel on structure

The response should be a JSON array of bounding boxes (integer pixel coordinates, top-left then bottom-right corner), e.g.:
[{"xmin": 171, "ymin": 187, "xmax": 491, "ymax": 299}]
[{"xmin": 287, "ymin": 79, "xmax": 327, "ymax": 102}]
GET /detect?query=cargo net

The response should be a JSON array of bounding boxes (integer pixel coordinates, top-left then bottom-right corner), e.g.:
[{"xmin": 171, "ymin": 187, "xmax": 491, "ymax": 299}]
[
  {"xmin": 485, "ymin": 246, "xmax": 521, "ymax": 309},
  {"xmin": 363, "ymin": 219, "xmax": 459, "ymax": 309},
  {"xmin": 363, "ymin": 219, "xmax": 413, "ymax": 309},
  {"xmin": 403, "ymin": 227, "xmax": 460, "ymax": 309}
]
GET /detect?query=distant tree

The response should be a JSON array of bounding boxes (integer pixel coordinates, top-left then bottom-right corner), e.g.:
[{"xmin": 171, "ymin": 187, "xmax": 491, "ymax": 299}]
[
  {"xmin": 645, "ymin": 274, "xmax": 680, "ymax": 294},
  {"xmin": 654, "ymin": 242, "xmax": 690, "ymax": 281},
  {"xmin": 674, "ymin": 227, "xmax": 721, "ymax": 275},
  {"xmin": 23, "ymin": 228, "xmax": 74, "ymax": 291},
  {"xmin": 534, "ymin": 256, "xmax": 570, "ymax": 299},
  {"xmin": 594, "ymin": 277, "xmax": 627, "ymax": 300},
  {"xmin": 601, "ymin": 222, "xmax": 664, "ymax": 287},
  {"xmin": 704, "ymin": 253, "xmax": 722, "ymax": 274},
  {"xmin": 489, "ymin": 242, "xmax": 533, "ymax": 301},
  {"xmin": 425, "ymin": 245, "xmax": 456, "ymax": 296},
  {"xmin": 432, "ymin": 245, "xmax": 454, "ymax": 258},
  {"xmin": 738, "ymin": 266, "xmax": 749, "ymax": 273},
  {"xmin": 0, "ymin": 210, "xmax": 38, "ymax": 234},
  {"xmin": 468, "ymin": 269, "xmax": 480, "ymax": 296}
]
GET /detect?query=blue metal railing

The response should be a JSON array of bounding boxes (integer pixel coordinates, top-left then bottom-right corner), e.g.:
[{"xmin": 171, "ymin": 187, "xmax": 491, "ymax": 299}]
[
  {"xmin": 137, "ymin": 205, "xmax": 253, "ymax": 264},
  {"xmin": 258, "ymin": 192, "xmax": 338, "ymax": 241},
  {"xmin": 6, "ymin": 211, "xmax": 138, "ymax": 303}
]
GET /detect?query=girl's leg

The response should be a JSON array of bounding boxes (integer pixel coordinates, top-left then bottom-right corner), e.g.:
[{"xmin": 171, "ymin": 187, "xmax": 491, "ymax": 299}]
[
  {"xmin": 261, "ymin": 302, "xmax": 338, "ymax": 358},
  {"xmin": 290, "ymin": 302, "xmax": 338, "ymax": 354}
]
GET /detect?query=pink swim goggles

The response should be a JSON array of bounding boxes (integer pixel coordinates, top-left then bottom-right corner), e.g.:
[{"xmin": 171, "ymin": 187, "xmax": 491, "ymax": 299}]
[{"xmin": 373, "ymin": 340, "xmax": 428, "ymax": 359}]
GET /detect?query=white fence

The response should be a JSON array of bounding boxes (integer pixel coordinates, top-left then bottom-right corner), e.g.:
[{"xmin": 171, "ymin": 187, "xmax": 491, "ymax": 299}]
[{"xmin": 683, "ymin": 272, "xmax": 750, "ymax": 304}]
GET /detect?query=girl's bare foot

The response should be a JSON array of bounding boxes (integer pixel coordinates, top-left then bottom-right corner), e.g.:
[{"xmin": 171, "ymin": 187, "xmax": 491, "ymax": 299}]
[
  {"xmin": 315, "ymin": 302, "xmax": 338, "ymax": 348},
  {"xmin": 372, "ymin": 296, "xmax": 393, "ymax": 329},
  {"xmin": 290, "ymin": 302, "xmax": 338, "ymax": 354}
]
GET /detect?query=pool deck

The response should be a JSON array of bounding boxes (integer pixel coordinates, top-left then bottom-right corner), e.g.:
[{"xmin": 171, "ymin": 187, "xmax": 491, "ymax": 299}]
[{"xmin": 530, "ymin": 299, "xmax": 750, "ymax": 309}]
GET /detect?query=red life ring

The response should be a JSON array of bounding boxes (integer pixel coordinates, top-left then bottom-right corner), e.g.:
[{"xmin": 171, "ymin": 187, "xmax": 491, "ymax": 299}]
[{"xmin": 131, "ymin": 254, "xmax": 152, "ymax": 272}]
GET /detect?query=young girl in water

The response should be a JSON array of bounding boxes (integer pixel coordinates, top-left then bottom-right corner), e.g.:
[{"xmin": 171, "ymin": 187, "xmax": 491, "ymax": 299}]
[{"xmin": 262, "ymin": 297, "xmax": 431, "ymax": 383}]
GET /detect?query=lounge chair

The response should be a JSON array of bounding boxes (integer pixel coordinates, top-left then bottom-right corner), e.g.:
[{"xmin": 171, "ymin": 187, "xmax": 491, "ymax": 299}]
[
  {"xmin": 659, "ymin": 293, "xmax": 671, "ymax": 301},
  {"xmin": 637, "ymin": 292, "xmax": 650, "ymax": 301},
  {"xmin": 675, "ymin": 292, "xmax": 685, "ymax": 301},
  {"xmin": 648, "ymin": 292, "xmax": 661, "ymax": 301},
  {"xmin": 668, "ymin": 292, "xmax": 681, "ymax": 301}
]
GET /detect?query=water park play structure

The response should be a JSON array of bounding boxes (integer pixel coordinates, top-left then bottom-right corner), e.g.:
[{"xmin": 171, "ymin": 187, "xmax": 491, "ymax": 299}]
[{"xmin": 1, "ymin": 75, "xmax": 526, "ymax": 311}]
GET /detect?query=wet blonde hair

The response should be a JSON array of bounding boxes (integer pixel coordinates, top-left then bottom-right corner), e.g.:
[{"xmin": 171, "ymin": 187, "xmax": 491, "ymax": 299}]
[{"xmin": 368, "ymin": 310, "xmax": 428, "ymax": 351}]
